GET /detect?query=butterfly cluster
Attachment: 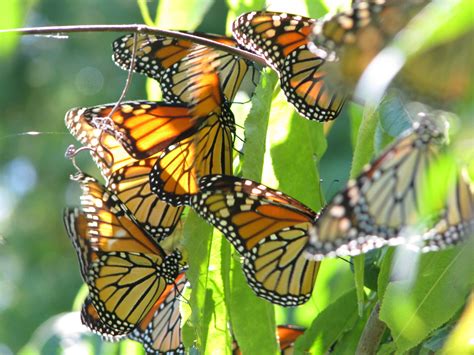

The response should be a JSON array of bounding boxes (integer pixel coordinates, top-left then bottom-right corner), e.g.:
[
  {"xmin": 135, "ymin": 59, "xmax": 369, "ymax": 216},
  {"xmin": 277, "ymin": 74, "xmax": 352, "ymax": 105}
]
[{"xmin": 63, "ymin": 1, "xmax": 473, "ymax": 353}]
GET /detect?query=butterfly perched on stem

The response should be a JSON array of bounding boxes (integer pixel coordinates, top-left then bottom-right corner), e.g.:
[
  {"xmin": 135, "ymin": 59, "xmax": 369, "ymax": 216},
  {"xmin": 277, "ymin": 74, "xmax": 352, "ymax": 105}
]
[
  {"xmin": 64, "ymin": 173, "xmax": 182, "ymax": 335},
  {"xmin": 232, "ymin": 11, "xmax": 346, "ymax": 122},
  {"xmin": 112, "ymin": 32, "xmax": 258, "ymax": 104},
  {"xmin": 148, "ymin": 48, "xmax": 237, "ymax": 206},
  {"xmin": 309, "ymin": 1, "xmax": 472, "ymax": 109},
  {"xmin": 305, "ymin": 118, "xmax": 474, "ymax": 260},
  {"xmin": 65, "ymin": 102, "xmax": 190, "ymax": 241}
]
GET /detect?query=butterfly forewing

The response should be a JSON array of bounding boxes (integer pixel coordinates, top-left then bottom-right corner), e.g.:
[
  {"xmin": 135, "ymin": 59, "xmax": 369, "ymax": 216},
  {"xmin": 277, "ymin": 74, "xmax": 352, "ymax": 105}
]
[
  {"xmin": 112, "ymin": 32, "xmax": 257, "ymax": 103},
  {"xmin": 65, "ymin": 106, "xmax": 185, "ymax": 242}
]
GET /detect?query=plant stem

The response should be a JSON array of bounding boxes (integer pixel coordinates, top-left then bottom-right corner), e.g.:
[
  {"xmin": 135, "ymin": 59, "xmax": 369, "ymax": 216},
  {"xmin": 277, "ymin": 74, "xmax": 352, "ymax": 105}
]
[
  {"xmin": 356, "ymin": 302, "xmax": 387, "ymax": 355},
  {"xmin": 0, "ymin": 24, "xmax": 267, "ymax": 66}
]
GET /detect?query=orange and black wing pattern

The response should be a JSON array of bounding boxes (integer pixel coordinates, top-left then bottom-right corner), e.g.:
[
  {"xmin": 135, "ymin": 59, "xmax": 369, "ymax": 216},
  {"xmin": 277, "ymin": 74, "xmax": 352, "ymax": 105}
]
[
  {"xmin": 304, "ymin": 119, "xmax": 458, "ymax": 260},
  {"xmin": 65, "ymin": 105, "xmax": 185, "ymax": 242},
  {"xmin": 149, "ymin": 52, "xmax": 235, "ymax": 206},
  {"xmin": 233, "ymin": 325, "xmax": 305, "ymax": 354},
  {"xmin": 232, "ymin": 11, "xmax": 345, "ymax": 121},
  {"xmin": 67, "ymin": 173, "xmax": 181, "ymax": 334},
  {"xmin": 422, "ymin": 167, "xmax": 474, "ymax": 251},
  {"xmin": 67, "ymin": 101, "xmax": 199, "ymax": 159},
  {"xmin": 191, "ymin": 174, "xmax": 320, "ymax": 306},
  {"xmin": 309, "ymin": 0, "xmax": 450, "ymax": 103},
  {"xmin": 112, "ymin": 32, "xmax": 257, "ymax": 103},
  {"xmin": 277, "ymin": 325, "xmax": 305, "ymax": 353},
  {"xmin": 64, "ymin": 208, "xmax": 94, "ymax": 282},
  {"xmin": 129, "ymin": 271, "xmax": 187, "ymax": 354}
]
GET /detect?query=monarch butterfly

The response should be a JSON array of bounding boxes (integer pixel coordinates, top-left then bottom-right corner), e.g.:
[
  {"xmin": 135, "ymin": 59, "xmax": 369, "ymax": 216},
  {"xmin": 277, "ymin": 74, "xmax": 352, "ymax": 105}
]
[
  {"xmin": 149, "ymin": 51, "xmax": 236, "ymax": 206},
  {"xmin": 64, "ymin": 208, "xmax": 127, "ymax": 339},
  {"xmin": 309, "ymin": 1, "xmax": 470, "ymax": 108},
  {"xmin": 128, "ymin": 270, "xmax": 187, "ymax": 354},
  {"xmin": 305, "ymin": 118, "xmax": 474, "ymax": 260},
  {"xmin": 112, "ymin": 32, "xmax": 258, "ymax": 103},
  {"xmin": 232, "ymin": 11, "xmax": 346, "ymax": 122},
  {"xmin": 65, "ymin": 173, "xmax": 181, "ymax": 334},
  {"xmin": 233, "ymin": 325, "xmax": 305, "ymax": 354},
  {"xmin": 65, "ymin": 103, "xmax": 187, "ymax": 241},
  {"xmin": 190, "ymin": 174, "xmax": 321, "ymax": 306}
]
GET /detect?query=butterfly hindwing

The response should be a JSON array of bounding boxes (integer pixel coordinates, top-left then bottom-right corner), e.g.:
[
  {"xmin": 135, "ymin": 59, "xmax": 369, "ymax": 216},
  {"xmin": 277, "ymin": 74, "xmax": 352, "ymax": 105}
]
[{"xmin": 191, "ymin": 174, "xmax": 320, "ymax": 306}]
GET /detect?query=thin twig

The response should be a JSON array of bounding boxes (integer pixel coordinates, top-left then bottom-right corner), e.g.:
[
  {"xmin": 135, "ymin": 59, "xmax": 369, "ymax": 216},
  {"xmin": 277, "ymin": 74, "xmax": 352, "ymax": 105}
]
[
  {"xmin": 106, "ymin": 32, "xmax": 138, "ymax": 119},
  {"xmin": 0, "ymin": 24, "xmax": 267, "ymax": 66},
  {"xmin": 356, "ymin": 302, "xmax": 387, "ymax": 355}
]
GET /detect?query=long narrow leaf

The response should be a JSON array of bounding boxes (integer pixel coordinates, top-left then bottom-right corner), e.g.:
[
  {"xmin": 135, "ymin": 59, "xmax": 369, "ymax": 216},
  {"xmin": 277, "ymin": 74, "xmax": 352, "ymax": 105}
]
[{"xmin": 379, "ymin": 239, "xmax": 474, "ymax": 352}]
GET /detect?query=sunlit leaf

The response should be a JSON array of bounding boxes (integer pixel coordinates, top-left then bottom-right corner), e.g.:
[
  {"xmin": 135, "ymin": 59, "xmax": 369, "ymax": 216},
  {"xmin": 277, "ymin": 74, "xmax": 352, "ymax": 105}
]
[
  {"xmin": 0, "ymin": 0, "xmax": 26, "ymax": 56},
  {"xmin": 294, "ymin": 288, "xmax": 358, "ymax": 353},
  {"xmin": 155, "ymin": 0, "xmax": 214, "ymax": 31},
  {"xmin": 229, "ymin": 68, "xmax": 279, "ymax": 355},
  {"xmin": 441, "ymin": 291, "xmax": 474, "ymax": 354},
  {"xmin": 182, "ymin": 212, "xmax": 214, "ymax": 350},
  {"xmin": 379, "ymin": 239, "xmax": 474, "ymax": 353}
]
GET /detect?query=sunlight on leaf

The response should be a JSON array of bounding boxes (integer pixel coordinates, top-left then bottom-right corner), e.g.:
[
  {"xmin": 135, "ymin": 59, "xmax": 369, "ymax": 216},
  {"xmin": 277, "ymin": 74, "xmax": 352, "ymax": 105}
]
[
  {"xmin": 136, "ymin": 0, "xmax": 155, "ymax": 26},
  {"xmin": 0, "ymin": 0, "xmax": 25, "ymax": 56},
  {"xmin": 182, "ymin": 212, "xmax": 214, "ymax": 350},
  {"xmin": 294, "ymin": 288, "xmax": 358, "ymax": 353},
  {"xmin": 155, "ymin": 0, "xmax": 215, "ymax": 31},
  {"xmin": 230, "ymin": 68, "xmax": 279, "ymax": 355},
  {"xmin": 441, "ymin": 291, "xmax": 474, "ymax": 354},
  {"xmin": 379, "ymin": 238, "xmax": 474, "ymax": 353}
]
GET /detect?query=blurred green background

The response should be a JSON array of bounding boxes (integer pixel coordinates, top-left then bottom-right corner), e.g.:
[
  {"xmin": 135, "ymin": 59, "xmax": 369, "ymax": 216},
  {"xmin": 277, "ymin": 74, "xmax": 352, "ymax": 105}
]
[{"xmin": 0, "ymin": 1, "xmax": 354, "ymax": 353}]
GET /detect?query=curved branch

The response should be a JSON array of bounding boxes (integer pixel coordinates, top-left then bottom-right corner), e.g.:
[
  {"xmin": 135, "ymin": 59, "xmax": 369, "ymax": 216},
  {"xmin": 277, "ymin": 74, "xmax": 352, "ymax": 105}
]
[{"xmin": 0, "ymin": 24, "xmax": 267, "ymax": 66}]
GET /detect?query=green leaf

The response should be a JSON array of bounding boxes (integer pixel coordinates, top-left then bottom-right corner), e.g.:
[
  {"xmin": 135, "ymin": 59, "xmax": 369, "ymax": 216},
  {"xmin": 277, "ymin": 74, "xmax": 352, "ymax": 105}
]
[
  {"xmin": 376, "ymin": 342, "xmax": 397, "ymax": 355},
  {"xmin": 204, "ymin": 231, "xmax": 232, "ymax": 354},
  {"xmin": 155, "ymin": 0, "xmax": 215, "ymax": 30},
  {"xmin": 136, "ymin": 0, "xmax": 155, "ymax": 26},
  {"xmin": 378, "ymin": 96, "xmax": 412, "ymax": 138},
  {"xmin": 396, "ymin": 0, "xmax": 474, "ymax": 56},
  {"xmin": 290, "ymin": 258, "xmax": 355, "ymax": 328},
  {"xmin": 268, "ymin": 89, "xmax": 326, "ymax": 210},
  {"xmin": 377, "ymin": 248, "xmax": 395, "ymax": 301},
  {"xmin": 182, "ymin": 211, "xmax": 214, "ymax": 351},
  {"xmin": 228, "ymin": 68, "xmax": 279, "ymax": 355},
  {"xmin": 349, "ymin": 106, "xmax": 380, "ymax": 315},
  {"xmin": 331, "ymin": 307, "xmax": 370, "ymax": 355},
  {"xmin": 379, "ymin": 238, "xmax": 474, "ymax": 353},
  {"xmin": 294, "ymin": 288, "xmax": 358, "ymax": 353},
  {"xmin": 0, "ymin": 0, "xmax": 26, "ymax": 56},
  {"xmin": 242, "ymin": 69, "xmax": 279, "ymax": 181},
  {"xmin": 230, "ymin": 257, "xmax": 278, "ymax": 354}
]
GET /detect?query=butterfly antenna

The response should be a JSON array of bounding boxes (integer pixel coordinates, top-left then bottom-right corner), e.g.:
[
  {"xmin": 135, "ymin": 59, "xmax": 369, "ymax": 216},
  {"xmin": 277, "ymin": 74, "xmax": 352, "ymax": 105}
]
[{"xmin": 65, "ymin": 144, "xmax": 94, "ymax": 174}]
